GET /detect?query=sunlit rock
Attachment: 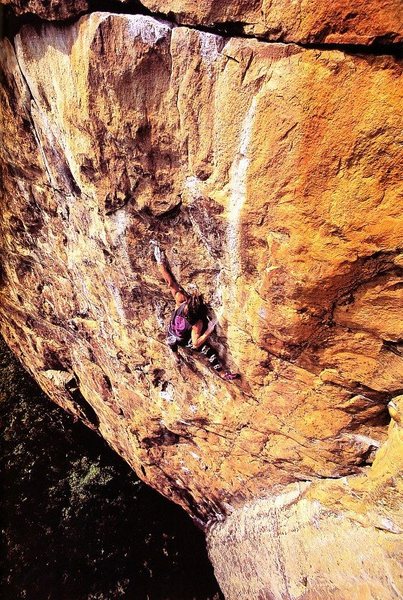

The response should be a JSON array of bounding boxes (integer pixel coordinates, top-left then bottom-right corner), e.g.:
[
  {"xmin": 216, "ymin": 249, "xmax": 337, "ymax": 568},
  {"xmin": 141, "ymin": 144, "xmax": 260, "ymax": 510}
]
[
  {"xmin": 0, "ymin": 9, "xmax": 402, "ymax": 600},
  {"xmin": 142, "ymin": 0, "xmax": 403, "ymax": 45}
]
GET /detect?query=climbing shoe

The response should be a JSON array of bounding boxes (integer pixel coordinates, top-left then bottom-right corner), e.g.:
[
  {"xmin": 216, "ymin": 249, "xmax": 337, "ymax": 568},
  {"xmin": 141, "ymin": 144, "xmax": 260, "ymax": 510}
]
[{"xmin": 220, "ymin": 371, "xmax": 241, "ymax": 382}]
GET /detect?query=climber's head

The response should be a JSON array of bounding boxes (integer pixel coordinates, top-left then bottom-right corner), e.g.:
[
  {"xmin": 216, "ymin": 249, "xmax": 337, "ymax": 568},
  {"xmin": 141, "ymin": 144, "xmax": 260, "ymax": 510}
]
[{"xmin": 185, "ymin": 292, "xmax": 205, "ymax": 324}]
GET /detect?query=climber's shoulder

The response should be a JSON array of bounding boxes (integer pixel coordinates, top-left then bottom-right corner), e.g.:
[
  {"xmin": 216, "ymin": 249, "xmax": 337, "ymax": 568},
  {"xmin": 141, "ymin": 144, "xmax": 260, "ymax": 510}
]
[
  {"xmin": 191, "ymin": 319, "xmax": 203, "ymax": 334},
  {"xmin": 174, "ymin": 290, "xmax": 187, "ymax": 306}
]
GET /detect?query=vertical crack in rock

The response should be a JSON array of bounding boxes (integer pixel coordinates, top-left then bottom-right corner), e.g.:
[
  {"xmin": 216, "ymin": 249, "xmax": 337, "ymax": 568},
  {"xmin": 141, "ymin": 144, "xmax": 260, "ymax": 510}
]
[{"xmin": 3, "ymin": 1, "xmax": 403, "ymax": 54}]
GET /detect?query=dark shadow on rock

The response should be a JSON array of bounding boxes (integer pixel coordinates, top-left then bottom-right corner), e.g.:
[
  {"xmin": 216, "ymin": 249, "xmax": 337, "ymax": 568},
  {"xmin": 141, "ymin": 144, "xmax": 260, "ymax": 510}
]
[{"xmin": 0, "ymin": 336, "xmax": 223, "ymax": 600}]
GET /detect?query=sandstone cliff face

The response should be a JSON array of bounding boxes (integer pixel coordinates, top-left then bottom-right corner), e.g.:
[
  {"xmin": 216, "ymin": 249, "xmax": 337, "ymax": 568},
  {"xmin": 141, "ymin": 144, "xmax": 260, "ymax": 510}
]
[
  {"xmin": 0, "ymin": 3, "xmax": 402, "ymax": 599},
  {"xmin": 141, "ymin": 0, "xmax": 403, "ymax": 45},
  {"xmin": 208, "ymin": 396, "xmax": 403, "ymax": 599},
  {"xmin": 2, "ymin": 0, "xmax": 402, "ymax": 45}
]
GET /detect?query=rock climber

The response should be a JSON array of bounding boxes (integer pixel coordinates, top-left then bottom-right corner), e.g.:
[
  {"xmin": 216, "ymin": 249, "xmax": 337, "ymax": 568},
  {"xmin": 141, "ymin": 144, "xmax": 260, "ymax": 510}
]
[{"xmin": 152, "ymin": 242, "xmax": 239, "ymax": 382}]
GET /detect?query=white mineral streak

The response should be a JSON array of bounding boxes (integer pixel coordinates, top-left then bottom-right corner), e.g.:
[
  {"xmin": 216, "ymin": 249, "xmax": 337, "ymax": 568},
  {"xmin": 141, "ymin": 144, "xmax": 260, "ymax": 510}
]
[
  {"xmin": 184, "ymin": 174, "xmax": 220, "ymax": 268},
  {"xmin": 154, "ymin": 306, "xmax": 165, "ymax": 328},
  {"xmin": 29, "ymin": 104, "xmax": 58, "ymax": 189},
  {"xmin": 106, "ymin": 280, "xmax": 127, "ymax": 323},
  {"xmin": 160, "ymin": 383, "xmax": 174, "ymax": 402},
  {"xmin": 184, "ymin": 175, "xmax": 204, "ymax": 200},
  {"xmin": 108, "ymin": 208, "xmax": 131, "ymax": 275},
  {"xmin": 227, "ymin": 95, "xmax": 258, "ymax": 285},
  {"xmin": 110, "ymin": 208, "xmax": 128, "ymax": 238},
  {"xmin": 126, "ymin": 15, "xmax": 172, "ymax": 45},
  {"xmin": 198, "ymin": 31, "xmax": 224, "ymax": 74}
]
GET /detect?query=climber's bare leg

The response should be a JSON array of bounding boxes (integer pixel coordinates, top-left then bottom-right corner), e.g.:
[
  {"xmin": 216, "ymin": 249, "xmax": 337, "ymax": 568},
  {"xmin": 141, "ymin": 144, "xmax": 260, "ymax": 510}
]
[{"xmin": 192, "ymin": 341, "xmax": 240, "ymax": 382}]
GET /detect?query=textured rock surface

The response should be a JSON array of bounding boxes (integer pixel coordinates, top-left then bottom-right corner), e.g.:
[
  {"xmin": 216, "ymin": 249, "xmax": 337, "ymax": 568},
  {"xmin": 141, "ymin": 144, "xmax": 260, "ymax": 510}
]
[
  {"xmin": 1, "ymin": 0, "xmax": 402, "ymax": 44},
  {"xmin": 141, "ymin": 0, "xmax": 403, "ymax": 45},
  {"xmin": 208, "ymin": 397, "xmax": 403, "ymax": 599},
  {"xmin": 0, "ymin": 6, "xmax": 402, "ymax": 599},
  {"xmin": 0, "ymin": 0, "xmax": 89, "ymax": 20}
]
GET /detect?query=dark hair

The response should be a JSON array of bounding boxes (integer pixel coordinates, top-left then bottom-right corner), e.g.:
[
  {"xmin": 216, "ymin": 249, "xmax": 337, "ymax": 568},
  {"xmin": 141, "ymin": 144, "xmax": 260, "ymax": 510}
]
[{"xmin": 186, "ymin": 293, "xmax": 205, "ymax": 324}]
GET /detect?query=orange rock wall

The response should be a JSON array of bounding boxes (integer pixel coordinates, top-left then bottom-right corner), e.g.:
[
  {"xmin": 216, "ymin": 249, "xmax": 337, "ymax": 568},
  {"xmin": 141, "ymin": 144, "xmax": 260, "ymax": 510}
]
[
  {"xmin": 208, "ymin": 397, "xmax": 403, "ymax": 599},
  {"xmin": 0, "ymin": 3, "xmax": 402, "ymax": 598},
  {"xmin": 2, "ymin": 0, "xmax": 402, "ymax": 45},
  {"xmin": 141, "ymin": 0, "xmax": 403, "ymax": 45}
]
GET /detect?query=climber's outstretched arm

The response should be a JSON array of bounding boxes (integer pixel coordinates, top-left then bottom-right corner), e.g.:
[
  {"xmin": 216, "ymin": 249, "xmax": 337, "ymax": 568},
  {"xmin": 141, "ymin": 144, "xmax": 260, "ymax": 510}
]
[
  {"xmin": 153, "ymin": 243, "xmax": 187, "ymax": 305},
  {"xmin": 157, "ymin": 261, "xmax": 185, "ymax": 300}
]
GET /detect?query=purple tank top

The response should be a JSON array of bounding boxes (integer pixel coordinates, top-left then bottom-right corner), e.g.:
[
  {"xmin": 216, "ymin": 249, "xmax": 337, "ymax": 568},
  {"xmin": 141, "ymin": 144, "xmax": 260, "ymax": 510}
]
[{"xmin": 168, "ymin": 302, "xmax": 192, "ymax": 341}]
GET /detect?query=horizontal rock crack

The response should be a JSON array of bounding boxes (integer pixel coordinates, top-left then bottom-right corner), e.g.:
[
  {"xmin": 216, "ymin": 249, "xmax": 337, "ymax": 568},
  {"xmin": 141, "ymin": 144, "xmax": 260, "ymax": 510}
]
[{"xmin": 3, "ymin": 1, "xmax": 402, "ymax": 57}]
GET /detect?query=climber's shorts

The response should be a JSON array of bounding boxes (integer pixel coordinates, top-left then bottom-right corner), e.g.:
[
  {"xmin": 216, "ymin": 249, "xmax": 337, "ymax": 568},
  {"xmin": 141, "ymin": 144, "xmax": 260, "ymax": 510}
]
[
  {"xmin": 166, "ymin": 336, "xmax": 221, "ymax": 370},
  {"xmin": 166, "ymin": 334, "xmax": 191, "ymax": 352}
]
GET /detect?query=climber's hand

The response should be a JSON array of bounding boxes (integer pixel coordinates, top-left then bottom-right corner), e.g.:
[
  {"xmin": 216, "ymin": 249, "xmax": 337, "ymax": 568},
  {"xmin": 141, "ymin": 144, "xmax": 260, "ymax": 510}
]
[
  {"xmin": 154, "ymin": 246, "xmax": 164, "ymax": 264},
  {"xmin": 207, "ymin": 319, "xmax": 218, "ymax": 333},
  {"xmin": 151, "ymin": 241, "xmax": 165, "ymax": 265}
]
